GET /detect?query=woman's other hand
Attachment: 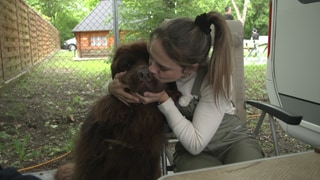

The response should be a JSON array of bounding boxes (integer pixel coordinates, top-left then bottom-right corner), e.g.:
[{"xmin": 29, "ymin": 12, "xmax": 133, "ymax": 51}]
[
  {"xmin": 109, "ymin": 72, "xmax": 140, "ymax": 105},
  {"xmin": 136, "ymin": 91, "xmax": 169, "ymax": 105}
]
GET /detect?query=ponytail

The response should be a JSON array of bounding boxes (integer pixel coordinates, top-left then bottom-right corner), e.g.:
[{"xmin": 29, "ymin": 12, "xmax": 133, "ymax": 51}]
[{"xmin": 206, "ymin": 12, "xmax": 233, "ymax": 102}]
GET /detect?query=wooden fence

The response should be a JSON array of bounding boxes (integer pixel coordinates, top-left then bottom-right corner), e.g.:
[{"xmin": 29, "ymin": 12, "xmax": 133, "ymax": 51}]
[{"xmin": 0, "ymin": 0, "xmax": 60, "ymax": 84}]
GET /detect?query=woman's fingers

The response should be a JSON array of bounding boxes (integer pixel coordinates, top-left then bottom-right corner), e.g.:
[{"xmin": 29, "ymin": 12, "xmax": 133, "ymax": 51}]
[
  {"xmin": 118, "ymin": 97, "xmax": 129, "ymax": 106},
  {"xmin": 135, "ymin": 91, "xmax": 169, "ymax": 104},
  {"xmin": 114, "ymin": 71, "xmax": 126, "ymax": 79},
  {"xmin": 122, "ymin": 93, "xmax": 140, "ymax": 104},
  {"xmin": 109, "ymin": 72, "xmax": 139, "ymax": 104}
]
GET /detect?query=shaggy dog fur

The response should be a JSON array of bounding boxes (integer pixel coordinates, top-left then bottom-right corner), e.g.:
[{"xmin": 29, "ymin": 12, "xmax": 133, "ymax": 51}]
[{"xmin": 55, "ymin": 41, "xmax": 179, "ymax": 180}]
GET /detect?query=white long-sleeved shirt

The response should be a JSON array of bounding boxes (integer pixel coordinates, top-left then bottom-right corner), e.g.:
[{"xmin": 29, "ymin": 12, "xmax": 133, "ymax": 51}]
[{"xmin": 158, "ymin": 71, "xmax": 235, "ymax": 155}]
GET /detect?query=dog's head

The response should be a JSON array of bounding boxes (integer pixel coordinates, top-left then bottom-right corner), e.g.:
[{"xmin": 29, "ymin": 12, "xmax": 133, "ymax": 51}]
[{"xmin": 111, "ymin": 41, "xmax": 166, "ymax": 95}]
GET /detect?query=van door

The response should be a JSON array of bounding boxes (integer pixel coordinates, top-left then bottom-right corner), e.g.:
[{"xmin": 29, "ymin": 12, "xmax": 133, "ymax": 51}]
[{"xmin": 267, "ymin": 0, "xmax": 320, "ymax": 147}]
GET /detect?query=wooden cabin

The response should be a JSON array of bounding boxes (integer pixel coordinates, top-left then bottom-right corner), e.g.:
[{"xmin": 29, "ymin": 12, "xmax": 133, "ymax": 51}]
[{"xmin": 72, "ymin": 0, "xmax": 114, "ymax": 58}]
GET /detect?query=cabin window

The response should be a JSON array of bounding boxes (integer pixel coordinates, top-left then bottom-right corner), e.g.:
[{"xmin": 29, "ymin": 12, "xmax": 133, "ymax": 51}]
[{"xmin": 90, "ymin": 36, "xmax": 107, "ymax": 46}]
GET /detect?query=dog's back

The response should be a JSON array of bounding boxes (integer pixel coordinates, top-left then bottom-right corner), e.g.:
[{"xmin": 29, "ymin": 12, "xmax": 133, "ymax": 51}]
[{"xmin": 72, "ymin": 95, "xmax": 165, "ymax": 180}]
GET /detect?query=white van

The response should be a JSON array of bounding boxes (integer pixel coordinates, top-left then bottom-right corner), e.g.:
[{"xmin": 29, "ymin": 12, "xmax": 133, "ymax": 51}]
[{"xmin": 267, "ymin": 0, "xmax": 320, "ymax": 147}]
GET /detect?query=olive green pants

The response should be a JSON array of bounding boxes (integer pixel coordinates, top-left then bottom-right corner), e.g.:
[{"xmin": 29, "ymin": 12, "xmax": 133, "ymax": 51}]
[{"xmin": 173, "ymin": 114, "xmax": 264, "ymax": 172}]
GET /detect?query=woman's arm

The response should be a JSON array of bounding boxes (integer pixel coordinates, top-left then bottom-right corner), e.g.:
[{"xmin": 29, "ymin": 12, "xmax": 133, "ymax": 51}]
[{"xmin": 158, "ymin": 85, "xmax": 228, "ymax": 155}]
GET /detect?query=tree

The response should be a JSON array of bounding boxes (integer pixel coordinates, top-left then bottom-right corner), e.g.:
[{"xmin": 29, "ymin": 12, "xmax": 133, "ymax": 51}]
[
  {"xmin": 83, "ymin": 0, "xmax": 100, "ymax": 11},
  {"xmin": 24, "ymin": 0, "xmax": 95, "ymax": 42},
  {"xmin": 229, "ymin": 0, "xmax": 269, "ymax": 38},
  {"xmin": 231, "ymin": 0, "xmax": 250, "ymax": 25},
  {"xmin": 24, "ymin": 0, "xmax": 269, "ymax": 43},
  {"xmin": 243, "ymin": 0, "xmax": 269, "ymax": 38},
  {"xmin": 118, "ymin": 0, "xmax": 269, "ymax": 41},
  {"xmin": 119, "ymin": 0, "xmax": 216, "ymax": 42}
]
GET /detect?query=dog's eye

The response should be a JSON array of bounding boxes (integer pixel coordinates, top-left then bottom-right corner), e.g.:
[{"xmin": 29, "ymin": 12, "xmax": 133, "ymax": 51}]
[
  {"xmin": 126, "ymin": 63, "xmax": 132, "ymax": 69},
  {"xmin": 118, "ymin": 63, "xmax": 130, "ymax": 72}
]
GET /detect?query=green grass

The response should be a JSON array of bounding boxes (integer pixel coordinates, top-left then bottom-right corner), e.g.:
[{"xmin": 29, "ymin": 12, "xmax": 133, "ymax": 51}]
[
  {"xmin": 41, "ymin": 51, "xmax": 112, "ymax": 75},
  {"xmin": 0, "ymin": 50, "xmax": 114, "ymax": 168},
  {"xmin": 244, "ymin": 63, "xmax": 268, "ymax": 101}
]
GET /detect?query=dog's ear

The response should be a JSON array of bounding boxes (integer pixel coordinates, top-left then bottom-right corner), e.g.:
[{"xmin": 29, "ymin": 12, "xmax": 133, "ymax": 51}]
[
  {"xmin": 166, "ymin": 82, "xmax": 182, "ymax": 102},
  {"xmin": 111, "ymin": 41, "xmax": 149, "ymax": 79}
]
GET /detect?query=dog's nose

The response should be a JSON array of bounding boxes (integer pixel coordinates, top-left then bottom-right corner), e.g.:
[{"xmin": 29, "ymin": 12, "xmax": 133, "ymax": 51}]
[{"xmin": 137, "ymin": 69, "xmax": 152, "ymax": 81}]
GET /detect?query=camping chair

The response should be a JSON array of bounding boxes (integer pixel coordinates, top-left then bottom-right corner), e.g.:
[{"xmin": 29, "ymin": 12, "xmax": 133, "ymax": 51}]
[
  {"xmin": 160, "ymin": 20, "xmax": 303, "ymax": 175},
  {"xmin": 245, "ymin": 100, "xmax": 302, "ymax": 156}
]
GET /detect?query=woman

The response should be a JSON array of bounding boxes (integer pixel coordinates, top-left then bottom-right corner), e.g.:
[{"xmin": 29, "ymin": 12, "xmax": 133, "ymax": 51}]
[{"xmin": 107, "ymin": 11, "xmax": 264, "ymax": 172}]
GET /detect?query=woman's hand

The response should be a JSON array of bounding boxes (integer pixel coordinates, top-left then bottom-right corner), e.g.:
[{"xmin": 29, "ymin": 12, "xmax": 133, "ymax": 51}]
[
  {"xmin": 136, "ymin": 90, "xmax": 169, "ymax": 105},
  {"xmin": 109, "ymin": 72, "xmax": 140, "ymax": 105}
]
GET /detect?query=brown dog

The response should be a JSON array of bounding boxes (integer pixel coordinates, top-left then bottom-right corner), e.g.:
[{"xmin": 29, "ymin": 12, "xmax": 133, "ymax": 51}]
[{"xmin": 55, "ymin": 41, "xmax": 179, "ymax": 180}]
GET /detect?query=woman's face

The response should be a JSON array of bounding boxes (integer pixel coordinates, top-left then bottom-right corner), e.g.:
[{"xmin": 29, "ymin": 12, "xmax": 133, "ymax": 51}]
[{"xmin": 148, "ymin": 39, "xmax": 186, "ymax": 83}]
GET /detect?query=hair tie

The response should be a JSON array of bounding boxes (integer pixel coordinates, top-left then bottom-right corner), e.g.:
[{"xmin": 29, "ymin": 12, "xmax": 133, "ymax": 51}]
[{"xmin": 195, "ymin": 13, "xmax": 211, "ymax": 34}]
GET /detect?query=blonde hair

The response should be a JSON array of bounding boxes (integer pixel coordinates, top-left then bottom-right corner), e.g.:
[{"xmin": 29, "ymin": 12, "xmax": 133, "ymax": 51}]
[{"xmin": 149, "ymin": 11, "xmax": 233, "ymax": 103}]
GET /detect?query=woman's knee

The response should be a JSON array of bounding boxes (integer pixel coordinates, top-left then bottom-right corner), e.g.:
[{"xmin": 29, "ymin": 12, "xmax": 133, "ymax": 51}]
[
  {"xmin": 174, "ymin": 152, "xmax": 222, "ymax": 172},
  {"xmin": 223, "ymin": 138, "xmax": 264, "ymax": 164}
]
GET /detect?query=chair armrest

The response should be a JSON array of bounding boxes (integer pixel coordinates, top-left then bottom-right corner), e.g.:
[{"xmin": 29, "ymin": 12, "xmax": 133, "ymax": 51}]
[{"xmin": 245, "ymin": 100, "xmax": 302, "ymax": 125}]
